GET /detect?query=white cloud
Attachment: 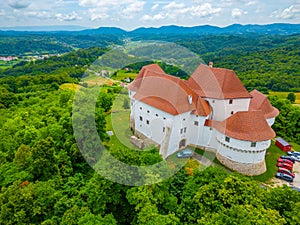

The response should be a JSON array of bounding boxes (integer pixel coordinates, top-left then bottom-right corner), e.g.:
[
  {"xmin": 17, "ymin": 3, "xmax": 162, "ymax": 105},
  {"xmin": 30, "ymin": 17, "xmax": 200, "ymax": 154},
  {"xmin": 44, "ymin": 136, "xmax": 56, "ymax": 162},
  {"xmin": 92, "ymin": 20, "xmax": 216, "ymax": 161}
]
[
  {"xmin": 89, "ymin": 8, "xmax": 109, "ymax": 21},
  {"xmin": 0, "ymin": 9, "xmax": 5, "ymax": 16},
  {"xmin": 141, "ymin": 13, "xmax": 165, "ymax": 21},
  {"xmin": 190, "ymin": 3, "xmax": 222, "ymax": 17},
  {"xmin": 8, "ymin": 0, "xmax": 30, "ymax": 9},
  {"xmin": 246, "ymin": 1, "xmax": 257, "ymax": 6},
  {"xmin": 56, "ymin": 12, "xmax": 82, "ymax": 21},
  {"xmin": 25, "ymin": 11, "xmax": 52, "ymax": 19},
  {"xmin": 271, "ymin": 5, "xmax": 300, "ymax": 19},
  {"xmin": 79, "ymin": 0, "xmax": 145, "ymax": 21},
  {"xmin": 151, "ymin": 4, "xmax": 159, "ymax": 11},
  {"xmin": 123, "ymin": 1, "xmax": 145, "ymax": 15},
  {"xmin": 79, "ymin": 0, "xmax": 141, "ymax": 7},
  {"xmin": 232, "ymin": 8, "xmax": 248, "ymax": 18},
  {"xmin": 153, "ymin": 13, "xmax": 166, "ymax": 20},
  {"xmin": 163, "ymin": 2, "xmax": 185, "ymax": 10}
]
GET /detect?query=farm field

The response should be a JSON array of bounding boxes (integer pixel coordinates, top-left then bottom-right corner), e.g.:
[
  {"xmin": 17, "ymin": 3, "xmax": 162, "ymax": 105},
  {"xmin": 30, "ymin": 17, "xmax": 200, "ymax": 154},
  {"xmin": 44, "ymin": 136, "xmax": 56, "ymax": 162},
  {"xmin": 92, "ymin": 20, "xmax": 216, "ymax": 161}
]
[{"xmin": 268, "ymin": 91, "xmax": 300, "ymax": 104}]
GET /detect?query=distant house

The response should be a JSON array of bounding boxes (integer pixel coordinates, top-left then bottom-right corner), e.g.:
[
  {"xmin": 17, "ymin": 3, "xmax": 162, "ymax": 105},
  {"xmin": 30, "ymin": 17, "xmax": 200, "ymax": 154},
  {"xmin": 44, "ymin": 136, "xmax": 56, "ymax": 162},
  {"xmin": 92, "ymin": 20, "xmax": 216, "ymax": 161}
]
[
  {"xmin": 275, "ymin": 137, "xmax": 292, "ymax": 152},
  {"xmin": 128, "ymin": 63, "xmax": 279, "ymax": 176}
]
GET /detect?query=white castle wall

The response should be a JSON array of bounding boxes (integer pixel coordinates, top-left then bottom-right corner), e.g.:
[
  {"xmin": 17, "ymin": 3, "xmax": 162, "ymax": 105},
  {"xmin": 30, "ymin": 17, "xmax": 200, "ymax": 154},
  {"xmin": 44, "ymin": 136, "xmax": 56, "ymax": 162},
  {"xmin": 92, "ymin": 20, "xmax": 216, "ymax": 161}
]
[
  {"xmin": 216, "ymin": 131, "xmax": 270, "ymax": 164},
  {"xmin": 132, "ymin": 100, "xmax": 174, "ymax": 145},
  {"xmin": 267, "ymin": 117, "xmax": 276, "ymax": 126},
  {"xmin": 205, "ymin": 98, "xmax": 250, "ymax": 121}
]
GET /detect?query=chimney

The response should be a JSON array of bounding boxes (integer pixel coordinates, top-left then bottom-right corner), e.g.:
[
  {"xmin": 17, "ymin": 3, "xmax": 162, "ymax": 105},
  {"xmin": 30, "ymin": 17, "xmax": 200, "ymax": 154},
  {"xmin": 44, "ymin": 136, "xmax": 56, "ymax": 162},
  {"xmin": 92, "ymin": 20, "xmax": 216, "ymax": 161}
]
[
  {"xmin": 188, "ymin": 95, "xmax": 193, "ymax": 105},
  {"xmin": 209, "ymin": 62, "xmax": 213, "ymax": 68}
]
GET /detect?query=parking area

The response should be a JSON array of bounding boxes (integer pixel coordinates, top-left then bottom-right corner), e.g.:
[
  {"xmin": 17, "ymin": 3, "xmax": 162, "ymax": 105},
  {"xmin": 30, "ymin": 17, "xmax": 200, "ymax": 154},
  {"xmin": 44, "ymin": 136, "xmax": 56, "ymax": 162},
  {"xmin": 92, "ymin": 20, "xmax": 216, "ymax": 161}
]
[
  {"xmin": 293, "ymin": 161, "xmax": 300, "ymax": 188},
  {"xmin": 272, "ymin": 161, "xmax": 300, "ymax": 188}
]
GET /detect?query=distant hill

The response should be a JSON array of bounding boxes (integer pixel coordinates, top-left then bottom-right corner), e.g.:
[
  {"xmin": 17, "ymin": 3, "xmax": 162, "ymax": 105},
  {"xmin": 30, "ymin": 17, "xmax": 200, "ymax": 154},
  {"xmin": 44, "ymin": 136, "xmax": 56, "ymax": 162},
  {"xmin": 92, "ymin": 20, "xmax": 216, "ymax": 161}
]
[
  {"xmin": 130, "ymin": 23, "xmax": 300, "ymax": 35},
  {"xmin": 0, "ymin": 25, "xmax": 89, "ymax": 32},
  {"xmin": 78, "ymin": 27, "xmax": 127, "ymax": 35},
  {"xmin": 0, "ymin": 23, "xmax": 299, "ymax": 35}
]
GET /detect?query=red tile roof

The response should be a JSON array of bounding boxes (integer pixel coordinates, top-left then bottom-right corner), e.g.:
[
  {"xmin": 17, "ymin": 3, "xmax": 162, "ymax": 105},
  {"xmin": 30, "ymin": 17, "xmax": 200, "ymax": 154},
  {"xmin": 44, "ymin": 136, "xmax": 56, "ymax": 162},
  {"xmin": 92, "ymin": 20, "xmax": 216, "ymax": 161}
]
[
  {"xmin": 130, "ymin": 64, "xmax": 210, "ymax": 116},
  {"xmin": 127, "ymin": 64, "xmax": 166, "ymax": 92},
  {"xmin": 188, "ymin": 64, "xmax": 251, "ymax": 99},
  {"xmin": 249, "ymin": 90, "xmax": 279, "ymax": 119},
  {"xmin": 214, "ymin": 111, "xmax": 276, "ymax": 142}
]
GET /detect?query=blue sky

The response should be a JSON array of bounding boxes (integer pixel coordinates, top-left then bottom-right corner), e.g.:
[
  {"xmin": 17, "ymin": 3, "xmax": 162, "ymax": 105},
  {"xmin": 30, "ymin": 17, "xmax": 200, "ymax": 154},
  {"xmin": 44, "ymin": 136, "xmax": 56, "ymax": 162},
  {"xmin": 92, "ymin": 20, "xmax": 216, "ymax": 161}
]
[{"xmin": 0, "ymin": 0, "xmax": 299, "ymax": 30}]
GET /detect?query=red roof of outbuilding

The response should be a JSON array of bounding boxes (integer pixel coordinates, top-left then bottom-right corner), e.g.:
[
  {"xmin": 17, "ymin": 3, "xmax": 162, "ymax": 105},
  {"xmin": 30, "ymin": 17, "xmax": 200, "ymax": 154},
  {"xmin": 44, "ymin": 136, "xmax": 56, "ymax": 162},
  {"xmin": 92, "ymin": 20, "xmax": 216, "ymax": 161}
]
[
  {"xmin": 249, "ymin": 90, "xmax": 279, "ymax": 119},
  {"xmin": 188, "ymin": 64, "xmax": 251, "ymax": 99},
  {"xmin": 214, "ymin": 111, "xmax": 276, "ymax": 142}
]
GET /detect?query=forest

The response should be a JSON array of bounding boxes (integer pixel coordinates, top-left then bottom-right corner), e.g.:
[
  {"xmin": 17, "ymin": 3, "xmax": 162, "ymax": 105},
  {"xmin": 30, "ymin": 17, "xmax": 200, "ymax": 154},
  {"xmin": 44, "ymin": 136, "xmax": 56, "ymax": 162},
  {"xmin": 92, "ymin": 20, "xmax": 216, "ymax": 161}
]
[{"xmin": 0, "ymin": 32, "xmax": 300, "ymax": 224}]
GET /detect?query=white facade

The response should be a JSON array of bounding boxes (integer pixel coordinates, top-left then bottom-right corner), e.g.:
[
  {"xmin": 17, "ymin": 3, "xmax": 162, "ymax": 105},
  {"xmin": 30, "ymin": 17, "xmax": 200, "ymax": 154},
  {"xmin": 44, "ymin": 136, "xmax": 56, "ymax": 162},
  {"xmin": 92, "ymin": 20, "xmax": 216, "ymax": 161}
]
[
  {"xmin": 130, "ymin": 97, "xmax": 273, "ymax": 165},
  {"xmin": 205, "ymin": 98, "xmax": 251, "ymax": 121},
  {"xmin": 267, "ymin": 117, "xmax": 276, "ymax": 126},
  {"xmin": 128, "ymin": 64, "xmax": 278, "ymax": 174},
  {"xmin": 216, "ymin": 131, "xmax": 270, "ymax": 164}
]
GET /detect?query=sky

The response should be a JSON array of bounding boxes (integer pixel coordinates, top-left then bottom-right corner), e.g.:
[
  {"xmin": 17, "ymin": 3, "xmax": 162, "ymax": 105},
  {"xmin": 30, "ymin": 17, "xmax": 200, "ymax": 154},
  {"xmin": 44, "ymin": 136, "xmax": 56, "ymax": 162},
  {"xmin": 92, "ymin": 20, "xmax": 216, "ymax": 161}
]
[{"xmin": 0, "ymin": 0, "xmax": 299, "ymax": 30}]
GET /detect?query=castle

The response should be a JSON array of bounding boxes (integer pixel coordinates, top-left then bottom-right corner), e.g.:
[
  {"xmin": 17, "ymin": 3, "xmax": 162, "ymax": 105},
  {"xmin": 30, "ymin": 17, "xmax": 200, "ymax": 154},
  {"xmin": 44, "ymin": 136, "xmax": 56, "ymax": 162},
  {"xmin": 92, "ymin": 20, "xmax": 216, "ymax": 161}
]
[{"xmin": 127, "ymin": 63, "xmax": 279, "ymax": 175}]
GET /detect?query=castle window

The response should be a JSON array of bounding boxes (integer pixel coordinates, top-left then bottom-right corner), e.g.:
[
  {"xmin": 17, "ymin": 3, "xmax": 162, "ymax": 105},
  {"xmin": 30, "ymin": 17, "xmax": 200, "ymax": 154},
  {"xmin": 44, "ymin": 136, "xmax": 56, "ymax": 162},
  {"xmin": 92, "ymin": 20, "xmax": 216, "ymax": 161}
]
[
  {"xmin": 140, "ymin": 107, "xmax": 142, "ymax": 110},
  {"xmin": 163, "ymin": 117, "xmax": 166, "ymax": 120},
  {"xmin": 146, "ymin": 120, "xmax": 150, "ymax": 125},
  {"xmin": 194, "ymin": 121, "xmax": 199, "ymax": 126},
  {"xmin": 156, "ymin": 114, "xmax": 158, "ymax": 117},
  {"xmin": 163, "ymin": 127, "xmax": 165, "ymax": 133},
  {"xmin": 231, "ymin": 111, "xmax": 234, "ymax": 115},
  {"xmin": 147, "ymin": 110, "xmax": 150, "ymax": 113},
  {"xmin": 251, "ymin": 142, "xmax": 256, "ymax": 147},
  {"xmin": 212, "ymin": 100, "xmax": 215, "ymax": 103},
  {"xmin": 184, "ymin": 127, "xmax": 187, "ymax": 133},
  {"xmin": 180, "ymin": 128, "xmax": 183, "ymax": 134},
  {"xmin": 229, "ymin": 99, "xmax": 233, "ymax": 104},
  {"xmin": 139, "ymin": 116, "xmax": 143, "ymax": 121},
  {"xmin": 225, "ymin": 136, "xmax": 230, "ymax": 143},
  {"xmin": 183, "ymin": 118, "xmax": 186, "ymax": 121}
]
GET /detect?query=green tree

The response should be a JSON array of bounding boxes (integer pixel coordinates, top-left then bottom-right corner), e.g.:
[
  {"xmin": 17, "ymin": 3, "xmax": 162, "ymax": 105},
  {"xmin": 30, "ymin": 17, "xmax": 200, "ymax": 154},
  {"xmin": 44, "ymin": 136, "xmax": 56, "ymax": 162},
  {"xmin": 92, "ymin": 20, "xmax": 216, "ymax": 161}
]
[
  {"xmin": 287, "ymin": 92, "xmax": 296, "ymax": 103},
  {"xmin": 13, "ymin": 144, "xmax": 31, "ymax": 169},
  {"xmin": 30, "ymin": 137, "xmax": 57, "ymax": 180}
]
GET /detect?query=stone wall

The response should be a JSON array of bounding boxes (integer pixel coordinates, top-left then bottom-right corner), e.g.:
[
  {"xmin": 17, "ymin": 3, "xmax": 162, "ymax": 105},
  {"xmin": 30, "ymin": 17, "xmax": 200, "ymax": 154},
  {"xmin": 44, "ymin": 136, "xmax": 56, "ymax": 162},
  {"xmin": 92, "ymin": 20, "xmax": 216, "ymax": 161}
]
[
  {"xmin": 216, "ymin": 153, "xmax": 266, "ymax": 176},
  {"xmin": 130, "ymin": 136, "xmax": 145, "ymax": 149},
  {"xmin": 133, "ymin": 130, "xmax": 160, "ymax": 149}
]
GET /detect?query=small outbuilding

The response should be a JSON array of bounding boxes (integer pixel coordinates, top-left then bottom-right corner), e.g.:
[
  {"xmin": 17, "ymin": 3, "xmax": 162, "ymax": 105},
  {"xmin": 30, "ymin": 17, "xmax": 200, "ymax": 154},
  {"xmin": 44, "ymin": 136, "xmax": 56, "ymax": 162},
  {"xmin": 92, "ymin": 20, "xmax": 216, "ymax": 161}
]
[{"xmin": 275, "ymin": 137, "xmax": 292, "ymax": 152}]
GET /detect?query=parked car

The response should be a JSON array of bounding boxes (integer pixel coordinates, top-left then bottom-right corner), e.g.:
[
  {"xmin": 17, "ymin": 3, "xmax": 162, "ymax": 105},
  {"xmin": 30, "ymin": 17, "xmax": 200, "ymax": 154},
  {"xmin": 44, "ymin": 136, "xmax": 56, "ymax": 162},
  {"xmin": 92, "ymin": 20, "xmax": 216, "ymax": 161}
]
[
  {"xmin": 277, "ymin": 158, "xmax": 294, "ymax": 165},
  {"xmin": 287, "ymin": 152, "xmax": 300, "ymax": 161},
  {"xmin": 280, "ymin": 155, "xmax": 295, "ymax": 163},
  {"xmin": 276, "ymin": 162, "xmax": 293, "ymax": 171},
  {"xmin": 287, "ymin": 151, "xmax": 300, "ymax": 156},
  {"xmin": 176, "ymin": 149, "xmax": 193, "ymax": 158},
  {"xmin": 278, "ymin": 167, "xmax": 295, "ymax": 178},
  {"xmin": 290, "ymin": 155, "xmax": 300, "ymax": 162},
  {"xmin": 291, "ymin": 186, "xmax": 300, "ymax": 192},
  {"xmin": 275, "ymin": 172, "xmax": 293, "ymax": 182}
]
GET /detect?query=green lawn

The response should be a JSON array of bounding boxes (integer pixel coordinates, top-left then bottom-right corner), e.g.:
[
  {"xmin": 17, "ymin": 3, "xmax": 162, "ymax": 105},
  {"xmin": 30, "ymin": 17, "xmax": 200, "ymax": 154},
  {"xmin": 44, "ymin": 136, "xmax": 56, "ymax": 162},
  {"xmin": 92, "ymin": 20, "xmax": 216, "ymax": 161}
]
[
  {"xmin": 111, "ymin": 69, "xmax": 138, "ymax": 81},
  {"xmin": 193, "ymin": 141, "xmax": 290, "ymax": 183},
  {"xmin": 290, "ymin": 142, "xmax": 300, "ymax": 152},
  {"xmin": 252, "ymin": 141, "xmax": 285, "ymax": 182},
  {"xmin": 194, "ymin": 148, "xmax": 233, "ymax": 172},
  {"xmin": 106, "ymin": 110, "xmax": 137, "ymax": 150},
  {"xmin": 0, "ymin": 60, "xmax": 20, "ymax": 69}
]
